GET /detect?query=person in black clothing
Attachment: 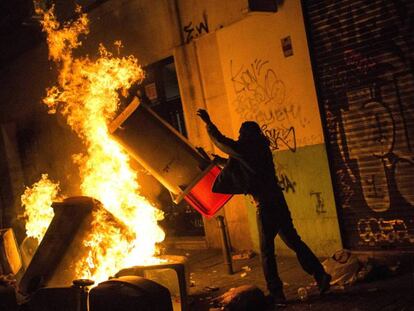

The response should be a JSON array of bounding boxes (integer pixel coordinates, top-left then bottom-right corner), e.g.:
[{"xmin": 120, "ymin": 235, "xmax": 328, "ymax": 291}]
[{"xmin": 197, "ymin": 109, "xmax": 331, "ymax": 307}]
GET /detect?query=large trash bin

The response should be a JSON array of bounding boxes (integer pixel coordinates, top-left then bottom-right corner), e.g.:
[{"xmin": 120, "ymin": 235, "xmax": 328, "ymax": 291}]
[
  {"xmin": 19, "ymin": 197, "xmax": 133, "ymax": 294},
  {"xmin": 89, "ymin": 275, "xmax": 172, "ymax": 311},
  {"xmin": 109, "ymin": 97, "xmax": 231, "ymax": 217}
]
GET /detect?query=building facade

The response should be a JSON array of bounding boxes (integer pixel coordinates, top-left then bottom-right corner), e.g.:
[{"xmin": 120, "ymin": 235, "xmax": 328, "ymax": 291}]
[{"xmin": 0, "ymin": 0, "xmax": 412, "ymax": 256}]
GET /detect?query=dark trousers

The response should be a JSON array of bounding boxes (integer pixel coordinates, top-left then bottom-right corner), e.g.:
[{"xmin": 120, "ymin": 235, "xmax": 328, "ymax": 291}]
[{"xmin": 255, "ymin": 191, "xmax": 324, "ymax": 295}]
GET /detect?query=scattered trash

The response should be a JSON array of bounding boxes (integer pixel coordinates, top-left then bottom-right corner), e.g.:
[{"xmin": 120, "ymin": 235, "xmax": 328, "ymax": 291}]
[
  {"xmin": 185, "ymin": 253, "xmax": 190, "ymax": 257},
  {"xmin": 241, "ymin": 266, "xmax": 252, "ymax": 272},
  {"xmin": 204, "ymin": 286, "xmax": 220, "ymax": 292},
  {"xmin": 331, "ymin": 284, "xmax": 346, "ymax": 291},
  {"xmin": 240, "ymin": 272, "xmax": 247, "ymax": 278},
  {"xmin": 283, "ymin": 282, "xmax": 290, "ymax": 286},
  {"xmin": 322, "ymin": 249, "xmax": 360, "ymax": 286},
  {"xmin": 213, "ymin": 270, "xmax": 217, "ymax": 273},
  {"xmin": 232, "ymin": 250, "xmax": 255, "ymax": 260},
  {"xmin": 323, "ymin": 248, "xmax": 403, "ymax": 288},
  {"xmin": 0, "ymin": 274, "xmax": 17, "ymax": 287},
  {"xmin": 213, "ymin": 285, "xmax": 266, "ymax": 310},
  {"xmin": 298, "ymin": 287, "xmax": 308, "ymax": 301},
  {"xmin": 389, "ymin": 262, "xmax": 400, "ymax": 273}
]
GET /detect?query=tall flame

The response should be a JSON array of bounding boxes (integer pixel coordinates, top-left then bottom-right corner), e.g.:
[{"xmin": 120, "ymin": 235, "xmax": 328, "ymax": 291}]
[{"xmin": 22, "ymin": 5, "xmax": 165, "ymax": 283}]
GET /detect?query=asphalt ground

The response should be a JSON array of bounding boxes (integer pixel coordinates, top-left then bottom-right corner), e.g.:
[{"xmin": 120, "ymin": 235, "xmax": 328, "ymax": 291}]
[{"xmin": 167, "ymin": 248, "xmax": 414, "ymax": 311}]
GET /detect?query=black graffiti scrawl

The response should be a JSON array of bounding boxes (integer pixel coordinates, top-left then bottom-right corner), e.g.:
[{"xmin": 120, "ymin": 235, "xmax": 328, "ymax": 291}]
[
  {"xmin": 229, "ymin": 58, "xmax": 309, "ymax": 152},
  {"xmin": 305, "ymin": 0, "xmax": 414, "ymax": 249}
]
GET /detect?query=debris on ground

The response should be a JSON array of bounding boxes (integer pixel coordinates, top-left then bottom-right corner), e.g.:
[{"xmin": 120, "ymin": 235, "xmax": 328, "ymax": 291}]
[
  {"xmin": 0, "ymin": 274, "xmax": 17, "ymax": 288},
  {"xmin": 232, "ymin": 250, "xmax": 255, "ymax": 261},
  {"xmin": 322, "ymin": 248, "xmax": 406, "ymax": 291},
  {"xmin": 189, "ymin": 272, "xmax": 196, "ymax": 287},
  {"xmin": 204, "ymin": 286, "xmax": 220, "ymax": 292},
  {"xmin": 322, "ymin": 249, "xmax": 360, "ymax": 286},
  {"xmin": 213, "ymin": 285, "xmax": 266, "ymax": 311},
  {"xmin": 297, "ymin": 287, "xmax": 308, "ymax": 301},
  {"xmin": 241, "ymin": 266, "xmax": 251, "ymax": 272},
  {"xmin": 240, "ymin": 272, "xmax": 247, "ymax": 278}
]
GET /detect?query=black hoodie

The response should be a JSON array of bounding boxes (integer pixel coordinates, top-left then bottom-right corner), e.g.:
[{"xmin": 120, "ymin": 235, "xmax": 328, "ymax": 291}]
[{"xmin": 206, "ymin": 122, "xmax": 281, "ymax": 197}]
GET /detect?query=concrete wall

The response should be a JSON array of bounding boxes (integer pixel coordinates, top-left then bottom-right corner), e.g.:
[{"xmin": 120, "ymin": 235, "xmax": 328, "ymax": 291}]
[
  {"xmin": 215, "ymin": 1, "xmax": 342, "ymax": 256},
  {"xmin": 175, "ymin": 0, "xmax": 343, "ymax": 255}
]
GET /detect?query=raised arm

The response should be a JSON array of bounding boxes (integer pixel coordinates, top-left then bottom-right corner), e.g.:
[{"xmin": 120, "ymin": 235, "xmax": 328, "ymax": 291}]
[{"xmin": 197, "ymin": 109, "xmax": 242, "ymax": 158}]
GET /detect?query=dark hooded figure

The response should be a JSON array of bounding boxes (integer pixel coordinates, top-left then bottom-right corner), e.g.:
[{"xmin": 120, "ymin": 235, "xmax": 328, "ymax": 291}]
[{"xmin": 197, "ymin": 109, "xmax": 331, "ymax": 308}]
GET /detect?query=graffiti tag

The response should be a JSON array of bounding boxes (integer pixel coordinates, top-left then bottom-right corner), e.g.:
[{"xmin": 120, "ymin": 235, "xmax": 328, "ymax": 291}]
[{"xmin": 183, "ymin": 11, "xmax": 209, "ymax": 43}]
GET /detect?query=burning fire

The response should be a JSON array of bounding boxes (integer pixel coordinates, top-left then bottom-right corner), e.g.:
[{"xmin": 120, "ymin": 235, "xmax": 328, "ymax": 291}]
[
  {"xmin": 22, "ymin": 5, "xmax": 165, "ymax": 283},
  {"xmin": 21, "ymin": 174, "xmax": 61, "ymax": 242}
]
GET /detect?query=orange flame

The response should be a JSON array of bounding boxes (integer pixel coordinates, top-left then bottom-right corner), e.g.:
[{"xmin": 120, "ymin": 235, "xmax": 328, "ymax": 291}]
[
  {"xmin": 23, "ymin": 5, "xmax": 165, "ymax": 284},
  {"xmin": 21, "ymin": 174, "xmax": 61, "ymax": 242}
]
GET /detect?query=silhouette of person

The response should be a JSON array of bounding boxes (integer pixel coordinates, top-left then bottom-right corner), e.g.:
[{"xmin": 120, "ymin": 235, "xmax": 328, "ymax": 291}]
[{"xmin": 197, "ymin": 109, "xmax": 331, "ymax": 307}]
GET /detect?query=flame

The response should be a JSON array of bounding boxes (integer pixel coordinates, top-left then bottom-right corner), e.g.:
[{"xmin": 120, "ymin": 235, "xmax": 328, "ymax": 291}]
[
  {"xmin": 23, "ymin": 5, "xmax": 165, "ymax": 284},
  {"xmin": 21, "ymin": 174, "xmax": 61, "ymax": 242}
]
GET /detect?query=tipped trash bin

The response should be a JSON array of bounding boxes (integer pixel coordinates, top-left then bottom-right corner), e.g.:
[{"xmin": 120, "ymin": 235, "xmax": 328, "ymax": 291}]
[{"xmin": 109, "ymin": 97, "xmax": 231, "ymax": 217}]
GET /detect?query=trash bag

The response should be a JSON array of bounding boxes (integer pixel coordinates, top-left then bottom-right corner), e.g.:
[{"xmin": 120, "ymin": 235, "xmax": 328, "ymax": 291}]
[
  {"xmin": 322, "ymin": 249, "xmax": 361, "ymax": 286},
  {"xmin": 356, "ymin": 258, "xmax": 397, "ymax": 283}
]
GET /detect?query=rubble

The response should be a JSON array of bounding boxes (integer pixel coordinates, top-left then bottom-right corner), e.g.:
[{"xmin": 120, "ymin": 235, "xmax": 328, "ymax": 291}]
[
  {"xmin": 231, "ymin": 250, "xmax": 255, "ymax": 261},
  {"xmin": 204, "ymin": 286, "xmax": 219, "ymax": 292}
]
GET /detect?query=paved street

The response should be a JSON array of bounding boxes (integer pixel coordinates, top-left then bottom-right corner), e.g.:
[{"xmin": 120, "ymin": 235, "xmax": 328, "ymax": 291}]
[{"xmin": 169, "ymin": 248, "xmax": 414, "ymax": 311}]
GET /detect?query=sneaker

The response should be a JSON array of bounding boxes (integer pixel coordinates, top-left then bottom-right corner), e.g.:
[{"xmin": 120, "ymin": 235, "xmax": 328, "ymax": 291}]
[
  {"xmin": 315, "ymin": 273, "xmax": 332, "ymax": 294},
  {"xmin": 267, "ymin": 291, "xmax": 287, "ymax": 308}
]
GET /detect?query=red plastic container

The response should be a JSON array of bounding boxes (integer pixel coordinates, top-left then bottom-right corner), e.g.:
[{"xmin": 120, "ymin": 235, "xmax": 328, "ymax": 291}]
[{"xmin": 184, "ymin": 166, "xmax": 232, "ymax": 217}]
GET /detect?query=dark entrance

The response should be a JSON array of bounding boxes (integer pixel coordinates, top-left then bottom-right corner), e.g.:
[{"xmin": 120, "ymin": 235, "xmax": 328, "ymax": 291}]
[
  {"xmin": 303, "ymin": 0, "xmax": 414, "ymax": 250},
  {"xmin": 138, "ymin": 57, "xmax": 205, "ymax": 237}
]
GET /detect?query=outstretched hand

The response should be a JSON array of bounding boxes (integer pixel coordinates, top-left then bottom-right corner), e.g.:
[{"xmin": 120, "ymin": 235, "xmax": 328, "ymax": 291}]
[{"xmin": 197, "ymin": 109, "xmax": 211, "ymax": 124}]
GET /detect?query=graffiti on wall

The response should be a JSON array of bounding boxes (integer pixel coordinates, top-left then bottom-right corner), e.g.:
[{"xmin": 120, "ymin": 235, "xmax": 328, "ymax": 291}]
[
  {"xmin": 306, "ymin": 0, "xmax": 414, "ymax": 247},
  {"xmin": 273, "ymin": 160, "xmax": 297, "ymax": 194},
  {"xmin": 229, "ymin": 58, "xmax": 314, "ymax": 152},
  {"xmin": 262, "ymin": 123, "xmax": 296, "ymax": 152},
  {"xmin": 183, "ymin": 11, "xmax": 209, "ymax": 43},
  {"xmin": 340, "ymin": 81, "xmax": 414, "ymax": 212},
  {"xmin": 358, "ymin": 218, "xmax": 414, "ymax": 245},
  {"xmin": 310, "ymin": 191, "xmax": 327, "ymax": 214}
]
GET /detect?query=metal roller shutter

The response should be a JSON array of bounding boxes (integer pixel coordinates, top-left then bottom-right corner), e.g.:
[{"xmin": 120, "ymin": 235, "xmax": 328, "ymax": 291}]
[{"xmin": 303, "ymin": 0, "xmax": 414, "ymax": 250}]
